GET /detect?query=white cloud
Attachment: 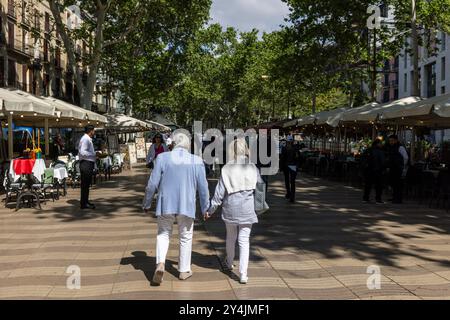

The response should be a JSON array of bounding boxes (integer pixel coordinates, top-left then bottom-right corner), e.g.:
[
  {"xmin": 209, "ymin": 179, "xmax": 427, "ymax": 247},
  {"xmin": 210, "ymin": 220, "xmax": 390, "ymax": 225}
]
[{"xmin": 210, "ymin": 0, "xmax": 290, "ymax": 34}]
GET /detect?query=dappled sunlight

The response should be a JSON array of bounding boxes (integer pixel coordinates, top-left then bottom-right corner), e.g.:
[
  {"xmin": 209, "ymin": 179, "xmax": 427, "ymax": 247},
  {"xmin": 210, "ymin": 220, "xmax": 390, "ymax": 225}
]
[{"xmin": 201, "ymin": 173, "xmax": 450, "ymax": 269}]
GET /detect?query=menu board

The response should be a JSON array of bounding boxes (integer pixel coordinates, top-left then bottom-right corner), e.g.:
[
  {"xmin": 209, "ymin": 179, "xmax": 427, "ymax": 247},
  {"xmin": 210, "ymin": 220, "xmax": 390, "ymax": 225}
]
[
  {"xmin": 135, "ymin": 137, "xmax": 147, "ymax": 160},
  {"xmin": 127, "ymin": 143, "xmax": 137, "ymax": 164}
]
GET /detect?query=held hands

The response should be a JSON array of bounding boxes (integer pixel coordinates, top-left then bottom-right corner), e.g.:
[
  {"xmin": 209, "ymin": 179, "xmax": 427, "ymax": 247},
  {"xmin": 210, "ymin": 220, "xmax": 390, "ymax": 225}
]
[{"xmin": 203, "ymin": 212, "xmax": 211, "ymax": 221}]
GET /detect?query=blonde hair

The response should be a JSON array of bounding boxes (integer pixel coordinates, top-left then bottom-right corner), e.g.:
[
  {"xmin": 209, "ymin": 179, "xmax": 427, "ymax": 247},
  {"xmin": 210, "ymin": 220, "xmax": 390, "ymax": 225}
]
[{"xmin": 227, "ymin": 138, "xmax": 250, "ymax": 162}]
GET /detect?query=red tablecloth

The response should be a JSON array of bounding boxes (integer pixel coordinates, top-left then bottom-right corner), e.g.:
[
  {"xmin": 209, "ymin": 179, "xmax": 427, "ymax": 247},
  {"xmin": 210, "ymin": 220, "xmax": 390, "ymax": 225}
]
[{"xmin": 13, "ymin": 159, "xmax": 36, "ymax": 175}]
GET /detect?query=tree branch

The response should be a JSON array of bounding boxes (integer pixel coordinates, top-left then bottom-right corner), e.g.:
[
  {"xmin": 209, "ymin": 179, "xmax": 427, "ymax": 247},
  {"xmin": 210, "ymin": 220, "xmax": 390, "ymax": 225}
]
[{"xmin": 103, "ymin": 10, "xmax": 144, "ymax": 48}]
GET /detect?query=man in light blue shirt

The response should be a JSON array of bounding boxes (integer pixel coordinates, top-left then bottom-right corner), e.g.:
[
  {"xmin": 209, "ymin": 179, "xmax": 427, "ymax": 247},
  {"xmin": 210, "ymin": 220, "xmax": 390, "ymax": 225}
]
[{"xmin": 143, "ymin": 131, "xmax": 209, "ymax": 285}]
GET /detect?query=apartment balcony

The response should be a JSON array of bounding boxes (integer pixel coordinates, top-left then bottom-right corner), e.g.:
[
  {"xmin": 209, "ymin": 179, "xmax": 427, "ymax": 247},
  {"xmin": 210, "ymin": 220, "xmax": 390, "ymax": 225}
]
[
  {"xmin": 6, "ymin": 38, "xmax": 33, "ymax": 58},
  {"xmin": 7, "ymin": 3, "xmax": 16, "ymax": 19}
]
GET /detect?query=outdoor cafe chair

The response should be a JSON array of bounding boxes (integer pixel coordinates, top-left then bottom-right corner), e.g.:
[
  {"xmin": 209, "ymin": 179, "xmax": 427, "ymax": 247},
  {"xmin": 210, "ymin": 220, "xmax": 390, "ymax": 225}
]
[
  {"xmin": 431, "ymin": 171, "xmax": 450, "ymax": 212},
  {"xmin": 112, "ymin": 153, "xmax": 124, "ymax": 174},
  {"xmin": 415, "ymin": 170, "xmax": 436, "ymax": 205},
  {"xmin": 405, "ymin": 166, "xmax": 421, "ymax": 199},
  {"xmin": 95, "ymin": 159, "xmax": 106, "ymax": 183},
  {"xmin": 32, "ymin": 169, "xmax": 59, "ymax": 203},
  {"xmin": 51, "ymin": 161, "xmax": 68, "ymax": 197},
  {"xmin": 3, "ymin": 170, "xmax": 25, "ymax": 207},
  {"xmin": 70, "ymin": 160, "xmax": 81, "ymax": 189}
]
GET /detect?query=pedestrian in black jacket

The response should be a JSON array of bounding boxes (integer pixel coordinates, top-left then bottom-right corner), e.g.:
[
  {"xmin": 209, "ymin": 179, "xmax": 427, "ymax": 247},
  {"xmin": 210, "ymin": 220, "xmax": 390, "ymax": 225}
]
[
  {"xmin": 363, "ymin": 139, "xmax": 386, "ymax": 203},
  {"xmin": 386, "ymin": 135, "xmax": 409, "ymax": 204},
  {"xmin": 280, "ymin": 136, "xmax": 299, "ymax": 203}
]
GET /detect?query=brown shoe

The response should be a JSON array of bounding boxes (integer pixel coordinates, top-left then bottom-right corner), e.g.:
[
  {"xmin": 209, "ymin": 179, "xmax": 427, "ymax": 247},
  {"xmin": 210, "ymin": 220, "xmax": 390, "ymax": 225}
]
[
  {"xmin": 179, "ymin": 271, "xmax": 193, "ymax": 280},
  {"xmin": 152, "ymin": 263, "xmax": 165, "ymax": 285}
]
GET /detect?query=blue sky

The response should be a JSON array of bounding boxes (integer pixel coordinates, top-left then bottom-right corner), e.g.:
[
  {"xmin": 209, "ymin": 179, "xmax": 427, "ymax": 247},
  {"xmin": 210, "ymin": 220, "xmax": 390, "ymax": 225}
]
[{"xmin": 209, "ymin": 0, "xmax": 290, "ymax": 34}]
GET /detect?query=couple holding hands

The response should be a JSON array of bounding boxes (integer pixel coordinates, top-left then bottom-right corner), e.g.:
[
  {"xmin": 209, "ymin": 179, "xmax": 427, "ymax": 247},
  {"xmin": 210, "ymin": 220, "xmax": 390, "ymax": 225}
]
[{"xmin": 143, "ymin": 133, "xmax": 263, "ymax": 285}]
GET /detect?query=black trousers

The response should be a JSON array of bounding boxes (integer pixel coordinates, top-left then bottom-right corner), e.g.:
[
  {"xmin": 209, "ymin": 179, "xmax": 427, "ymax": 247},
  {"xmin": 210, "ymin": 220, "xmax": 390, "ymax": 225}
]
[
  {"xmin": 389, "ymin": 168, "xmax": 403, "ymax": 203},
  {"xmin": 363, "ymin": 172, "xmax": 383, "ymax": 202},
  {"xmin": 80, "ymin": 160, "xmax": 95, "ymax": 207},
  {"xmin": 262, "ymin": 174, "xmax": 269, "ymax": 193},
  {"xmin": 283, "ymin": 168, "xmax": 297, "ymax": 201}
]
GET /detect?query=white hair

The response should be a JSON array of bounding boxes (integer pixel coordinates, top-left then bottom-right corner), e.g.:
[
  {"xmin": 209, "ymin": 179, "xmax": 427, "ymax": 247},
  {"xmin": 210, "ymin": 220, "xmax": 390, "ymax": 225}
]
[{"xmin": 172, "ymin": 131, "xmax": 191, "ymax": 150}]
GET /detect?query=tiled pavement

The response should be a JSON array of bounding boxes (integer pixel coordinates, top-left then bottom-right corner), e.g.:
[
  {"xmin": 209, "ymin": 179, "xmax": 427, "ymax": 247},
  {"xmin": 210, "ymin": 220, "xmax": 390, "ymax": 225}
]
[{"xmin": 1, "ymin": 165, "xmax": 450, "ymax": 299}]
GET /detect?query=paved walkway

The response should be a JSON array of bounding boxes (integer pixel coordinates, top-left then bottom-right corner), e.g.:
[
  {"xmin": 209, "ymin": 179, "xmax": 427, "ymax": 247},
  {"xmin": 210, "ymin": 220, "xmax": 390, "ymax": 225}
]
[{"xmin": 1, "ymin": 165, "xmax": 450, "ymax": 299}]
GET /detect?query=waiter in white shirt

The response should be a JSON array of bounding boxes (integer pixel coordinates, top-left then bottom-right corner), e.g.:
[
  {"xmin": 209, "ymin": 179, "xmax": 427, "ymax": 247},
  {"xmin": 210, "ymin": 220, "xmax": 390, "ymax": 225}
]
[{"xmin": 78, "ymin": 125, "xmax": 97, "ymax": 209}]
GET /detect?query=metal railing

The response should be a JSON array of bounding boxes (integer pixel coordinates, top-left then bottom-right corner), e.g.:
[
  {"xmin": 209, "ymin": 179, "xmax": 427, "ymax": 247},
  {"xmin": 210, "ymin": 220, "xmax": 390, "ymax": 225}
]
[
  {"xmin": 7, "ymin": 1, "xmax": 16, "ymax": 18},
  {"xmin": 7, "ymin": 38, "xmax": 33, "ymax": 57}
]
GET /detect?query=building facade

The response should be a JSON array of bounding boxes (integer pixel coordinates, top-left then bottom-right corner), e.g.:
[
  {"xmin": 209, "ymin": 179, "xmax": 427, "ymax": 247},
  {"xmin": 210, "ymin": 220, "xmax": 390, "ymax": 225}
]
[
  {"xmin": 378, "ymin": 32, "xmax": 450, "ymax": 144},
  {"xmin": 1, "ymin": 0, "xmax": 73, "ymax": 100},
  {"xmin": 398, "ymin": 31, "xmax": 449, "ymax": 99},
  {"xmin": 378, "ymin": 56, "xmax": 399, "ymax": 103},
  {"xmin": 0, "ymin": 0, "xmax": 124, "ymax": 114}
]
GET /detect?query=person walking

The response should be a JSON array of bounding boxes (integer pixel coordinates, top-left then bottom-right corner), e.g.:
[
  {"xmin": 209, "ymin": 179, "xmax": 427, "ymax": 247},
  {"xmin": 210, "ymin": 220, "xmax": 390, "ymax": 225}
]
[
  {"xmin": 362, "ymin": 139, "xmax": 386, "ymax": 204},
  {"xmin": 143, "ymin": 132, "xmax": 210, "ymax": 285},
  {"xmin": 280, "ymin": 136, "xmax": 299, "ymax": 203},
  {"xmin": 386, "ymin": 135, "xmax": 409, "ymax": 204},
  {"xmin": 205, "ymin": 138, "xmax": 263, "ymax": 284},
  {"xmin": 146, "ymin": 133, "xmax": 168, "ymax": 169},
  {"xmin": 78, "ymin": 125, "xmax": 97, "ymax": 210}
]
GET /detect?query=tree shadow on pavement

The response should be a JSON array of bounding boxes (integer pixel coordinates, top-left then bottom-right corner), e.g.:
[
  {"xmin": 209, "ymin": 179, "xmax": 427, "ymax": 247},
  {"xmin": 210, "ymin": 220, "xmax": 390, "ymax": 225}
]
[
  {"xmin": 38, "ymin": 196, "xmax": 146, "ymax": 222},
  {"xmin": 120, "ymin": 251, "xmax": 178, "ymax": 286},
  {"xmin": 203, "ymin": 173, "xmax": 450, "ymax": 269},
  {"xmin": 120, "ymin": 250, "xmax": 223, "ymax": 286}
]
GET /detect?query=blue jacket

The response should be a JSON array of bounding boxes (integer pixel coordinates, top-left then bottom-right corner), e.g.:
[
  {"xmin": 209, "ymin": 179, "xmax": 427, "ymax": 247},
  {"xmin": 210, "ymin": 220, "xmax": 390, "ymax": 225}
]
[{"xmin": 143, "ymin": 147, "xmax": 210, "ymax": 218}]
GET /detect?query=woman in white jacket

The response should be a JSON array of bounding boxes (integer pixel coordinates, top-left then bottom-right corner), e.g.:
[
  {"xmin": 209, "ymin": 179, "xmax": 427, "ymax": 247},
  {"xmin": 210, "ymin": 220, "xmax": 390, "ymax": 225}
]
[{"xmin": 204, "ymin": 138, "xmax": 263, "ymax": 284}]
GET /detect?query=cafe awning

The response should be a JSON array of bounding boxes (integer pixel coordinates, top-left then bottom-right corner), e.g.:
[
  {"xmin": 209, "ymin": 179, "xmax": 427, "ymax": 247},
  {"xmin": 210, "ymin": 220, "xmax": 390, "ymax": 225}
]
[
  {"xmin": 144, "ymin": 120, "xmax": 172, "ymax": 132},
  {"xmin": 105, "ymin": 114, "xmax": 153, "ymax": 133},
  {"xmin": 380, "ymin": 96, "xmax": 430, "ymax": 121},
  {"xmin": 296, "ymin": 115, "xmax": 316, "ymax": 127},
  {"xmin": 433, "ymin": 94, "xmax": 450, "ymax": 117},
  {"xmin": 283, "ymin": 119, "xmax": 298, "ymax": 128},
  {"xmin": 0, "ymin": 88, "xmax": 55, "ymax": 117},
  {"xmin": 43, "ymin": 97, "xmax": 107, "ymax": 126},
  {"xmin": 152, "ymin": 113, "xmax": 179, "ymax": 130},
  {"xmin": 341, "ymin": 97, "xmax": 422, "ymax": 123},
  {"xmin": 43, "ymin": 97, "xmax": 87, "ymax": 120},
  {"xmin": 376, "ymin": 93, "xmax": 450, "ymax": 127},
  {"xmin": 341, "ymin": 101, "xmax": 380, "ymax": 123},
  {"xmin": 314, "ymin": 107, "xmax": 348, "ymax": 127}
]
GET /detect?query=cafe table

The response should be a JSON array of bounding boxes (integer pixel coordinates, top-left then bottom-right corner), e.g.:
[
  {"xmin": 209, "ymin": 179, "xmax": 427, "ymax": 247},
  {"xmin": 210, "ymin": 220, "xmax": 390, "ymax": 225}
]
[
  {"xmin": 102, "ymin": 156, "xmax": 113, "ymax": 169},
  {"xmin": 53, "ymin": 167, "xmax": 69, "ymax": 181}
]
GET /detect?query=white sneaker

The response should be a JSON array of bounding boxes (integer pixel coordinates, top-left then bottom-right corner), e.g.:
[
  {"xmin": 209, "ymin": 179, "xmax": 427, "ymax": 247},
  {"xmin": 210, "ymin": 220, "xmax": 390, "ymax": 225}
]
[{"xmin": 239, "ymin": 274, "xmax": 248, "ymax": 284}]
